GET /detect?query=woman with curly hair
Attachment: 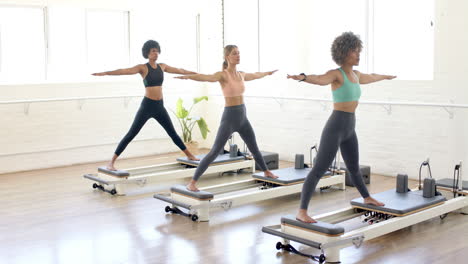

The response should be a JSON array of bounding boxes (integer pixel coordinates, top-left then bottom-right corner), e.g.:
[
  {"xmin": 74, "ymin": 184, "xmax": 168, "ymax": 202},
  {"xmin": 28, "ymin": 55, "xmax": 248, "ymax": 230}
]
[
  {"xmin": 176, "ymin": 45, "xmax": 278, "ymax": 191},
  {"xmin": 92, "ymin": 40, "xmax": 199, "ymax": 170},
  {"xmin": 287, "ymin": 32, "xmax": 396, "ymax": 223}
]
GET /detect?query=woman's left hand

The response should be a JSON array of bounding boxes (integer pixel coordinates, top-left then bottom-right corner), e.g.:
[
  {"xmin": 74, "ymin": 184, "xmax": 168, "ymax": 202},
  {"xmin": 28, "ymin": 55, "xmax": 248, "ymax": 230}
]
[
  {"xmin": 267, "ymin": 70, "xmax": 278, "ymax": 75},
  {"xmin": 287, "ymin": 74, "xmax": 303, "ymax": 81}
]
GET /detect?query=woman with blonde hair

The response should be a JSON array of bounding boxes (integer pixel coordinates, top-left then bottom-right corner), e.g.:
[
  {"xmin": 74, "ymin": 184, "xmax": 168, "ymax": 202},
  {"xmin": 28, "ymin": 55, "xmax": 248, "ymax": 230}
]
[{"xmin": 176, "ymin": 45, "xmax": 278, "ymax": 191}]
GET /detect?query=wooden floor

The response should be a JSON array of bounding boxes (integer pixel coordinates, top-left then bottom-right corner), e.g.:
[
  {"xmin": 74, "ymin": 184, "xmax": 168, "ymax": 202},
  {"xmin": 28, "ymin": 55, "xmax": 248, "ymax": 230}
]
[{"xmin": 1, "ymin": 150, "xmax": 467, "ymax": 264}]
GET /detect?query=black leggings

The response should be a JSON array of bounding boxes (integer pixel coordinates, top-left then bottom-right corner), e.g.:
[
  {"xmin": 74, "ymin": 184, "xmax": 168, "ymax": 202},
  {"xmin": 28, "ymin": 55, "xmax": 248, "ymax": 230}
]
[
  {"xmin": 299, "ymin": 110, "xmax": 370, "ymax": 210},
  {"xmin": 192, "ymin": 104, "xmax": 268, "ymax": 181},
  {"xmin": 115, "ymin": 97, "xmax": 186, "ymax": 156}
]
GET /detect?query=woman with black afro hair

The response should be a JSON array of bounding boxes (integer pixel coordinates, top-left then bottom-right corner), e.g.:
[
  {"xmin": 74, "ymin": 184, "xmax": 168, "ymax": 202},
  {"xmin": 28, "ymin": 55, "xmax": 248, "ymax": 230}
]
[
  {"xmin": 92, "ymin": 40, "xmax": 199, "ymax": 171},
  {"xmin": 287, "ymin": 32, "xmax": 396, "ymax": 223}
]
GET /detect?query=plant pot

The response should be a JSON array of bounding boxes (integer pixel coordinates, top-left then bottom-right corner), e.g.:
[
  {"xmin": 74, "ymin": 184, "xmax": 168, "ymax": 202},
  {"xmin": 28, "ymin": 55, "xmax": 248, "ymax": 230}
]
[{"xmin": 184, "ymin": 141, "xmax": 199, "ymax": 155}]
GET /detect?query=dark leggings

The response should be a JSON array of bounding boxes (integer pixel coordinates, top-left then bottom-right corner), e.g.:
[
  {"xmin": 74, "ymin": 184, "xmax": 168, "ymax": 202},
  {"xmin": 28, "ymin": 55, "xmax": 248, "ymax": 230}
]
[
  {"xmin": 115, "ymin": 97, "xmax": 186, "ymax": 156},
  {"xmin": 192, "ymin": 104, "xmax": 268, "ymax": 181},
  {"xmin": 299, "ymin": 110, "xmax": 370, "ymax": 210}
]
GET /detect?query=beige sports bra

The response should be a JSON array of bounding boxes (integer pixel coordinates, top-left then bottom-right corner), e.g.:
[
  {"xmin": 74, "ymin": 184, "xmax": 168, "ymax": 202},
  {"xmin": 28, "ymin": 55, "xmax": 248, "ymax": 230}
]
[{"xmin": 221, "ymin": 71, "xmax": 245, "ymax": 97}]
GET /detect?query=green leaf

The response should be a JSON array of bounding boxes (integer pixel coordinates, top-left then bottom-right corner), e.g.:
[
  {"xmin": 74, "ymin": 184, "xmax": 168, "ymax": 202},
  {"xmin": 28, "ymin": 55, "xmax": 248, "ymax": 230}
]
[
  {"xmin": 174, "ymin": 97, "xmax": 210, "ymax": 142},
  {"xmin": 196, "ymin": 117, "xmax": 210, "ymax": 139},
  {"xmin": 175, "ymin": 98, "xmax": 189, "ymax": 119},
  {"xmin": 193, "ymin": 96, "xmax": 208, "ymax": 105}
]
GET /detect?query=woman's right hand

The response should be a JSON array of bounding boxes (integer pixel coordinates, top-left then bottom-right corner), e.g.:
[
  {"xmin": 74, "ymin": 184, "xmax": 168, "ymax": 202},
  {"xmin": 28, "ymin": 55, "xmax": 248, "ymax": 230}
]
[{"xmin": 92, "ymin": 72, "xmax": 106, "ymax": 76}]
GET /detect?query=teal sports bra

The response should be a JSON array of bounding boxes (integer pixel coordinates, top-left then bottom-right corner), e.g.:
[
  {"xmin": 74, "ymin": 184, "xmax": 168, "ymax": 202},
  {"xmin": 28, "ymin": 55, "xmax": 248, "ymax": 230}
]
[{"xmin": 332, "ymin": 68, "xmax": 361, "ymax": 103}]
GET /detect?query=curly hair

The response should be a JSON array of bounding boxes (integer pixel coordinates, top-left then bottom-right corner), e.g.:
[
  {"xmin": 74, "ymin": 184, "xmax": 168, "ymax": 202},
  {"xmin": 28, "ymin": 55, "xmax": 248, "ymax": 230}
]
[
  {"xmin": 331, "ymin": 32, "xmax": 362, "ymax": 65},
  {"xmin": 142, "ymin": 40, "xmax": 161, "ymax": 59}
]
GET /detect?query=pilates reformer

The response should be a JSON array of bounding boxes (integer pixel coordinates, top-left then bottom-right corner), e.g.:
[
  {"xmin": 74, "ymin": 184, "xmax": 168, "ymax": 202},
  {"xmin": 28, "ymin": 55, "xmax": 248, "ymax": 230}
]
[
  {"xmin": 83, "ymin": 144, "xmax": 255, "ymax": 195},
  {"xmin": 435, "ymin": 159, "xmax": 468, "ymax": 196},
  {"xmin": 154, "ymin": 146, "xmax": 347, "ymax": 222},
  {"xmin": 262, "ymin": 160, "xmax": 468, "ymax": 263}
]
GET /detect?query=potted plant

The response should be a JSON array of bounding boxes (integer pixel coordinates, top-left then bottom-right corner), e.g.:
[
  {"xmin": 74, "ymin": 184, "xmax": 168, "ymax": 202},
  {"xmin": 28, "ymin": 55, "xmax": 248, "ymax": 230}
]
[{"xmin": 172, "ymin": 96, "xmax": 210, "ymax": 154}]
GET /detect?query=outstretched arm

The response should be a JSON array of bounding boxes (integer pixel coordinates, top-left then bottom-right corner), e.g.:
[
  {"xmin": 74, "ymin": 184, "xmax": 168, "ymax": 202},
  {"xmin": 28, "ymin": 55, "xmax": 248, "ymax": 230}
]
[
  {"xmin": 175, "ymin": 71, "xmax": 223, "ymax": 82},
  {"xmin": 287, "ymin": 70, "xmax": 339, "ymax": 86},
  {"xmin": 356, "ymin": 71, "xmax": 396, "ymax": 84},
  {"xmin": 160, "ymin": 63, "xmax": 197, "ymax": 75},
  {"xmin": 92, "ymin": 64, "xmax": 144, "ymax": 76},
  {"xmin": 244, "ymin": 70, "xmax": 277, "ymax": 81}
]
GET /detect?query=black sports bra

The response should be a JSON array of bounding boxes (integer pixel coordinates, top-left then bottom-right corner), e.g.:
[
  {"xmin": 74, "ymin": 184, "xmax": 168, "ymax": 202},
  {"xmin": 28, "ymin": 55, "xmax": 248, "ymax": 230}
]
[{"xmin": 143, "ymin": 63, "xmax": 164, "ymax": 87}]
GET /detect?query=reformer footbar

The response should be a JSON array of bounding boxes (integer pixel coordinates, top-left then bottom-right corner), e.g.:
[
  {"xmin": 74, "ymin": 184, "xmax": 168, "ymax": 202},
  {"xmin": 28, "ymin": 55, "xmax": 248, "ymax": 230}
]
[
  {"xmin": 83, "ymin": 144, "xmax": 255, "ymax": 195},
  {"xmin": 154, "ymin": 148, "xmax": 346, "ymax": 222},
  {"xmin": 262, "ymin": 160, "xmax": 468, "ymax": 263}
]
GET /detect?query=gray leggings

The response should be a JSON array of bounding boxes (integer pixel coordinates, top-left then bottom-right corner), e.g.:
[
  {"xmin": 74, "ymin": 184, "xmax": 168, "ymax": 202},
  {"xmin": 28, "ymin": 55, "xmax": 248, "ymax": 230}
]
[
  {"xmin": 300, "ymin": 110, "xmax": 370, "ymax": 210},
  {"xmin": 192, "ymin": 104, "xmax": 268, "ymax": 181}
]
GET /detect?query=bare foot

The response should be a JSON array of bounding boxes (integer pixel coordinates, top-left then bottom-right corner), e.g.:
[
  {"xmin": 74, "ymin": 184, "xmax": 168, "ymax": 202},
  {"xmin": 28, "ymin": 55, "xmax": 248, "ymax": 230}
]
[
  {"xmin": 364, "ymin": 196, "xmax": 385, "ymax": 206},
  {"xmin": 187, "ymin": 155, "xmax": 200, "ymax": 161},
  {"xmin": 296, "ymin": 210, "xmax": 317, "ymax": 223},
  {"xmin": 264, "ymin": 170, "xmax": 279, "ymax": 179},
  {"xmin": 186, "ymin": 181, "xmax": 200, "ymax": 192},
  {"xmin": 106, "ymin": 163, "xmax": 117, "ymax": 171}
]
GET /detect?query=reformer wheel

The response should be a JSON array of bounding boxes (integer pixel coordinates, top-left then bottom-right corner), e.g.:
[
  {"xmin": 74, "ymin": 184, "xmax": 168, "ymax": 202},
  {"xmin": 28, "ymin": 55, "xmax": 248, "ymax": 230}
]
[
  {"xmin": 165, "ymin": 206, "xmax": 172, "ymax": 213},
  {"xmin": 110, "ymin": 189, "xmax": 117, "ymax": 195},
  {"xmin": 92, "ymin": 183, "xmax": 98, "ymax": 189},
  {"xmin": 318, "ymin": 254, "xmax": 326, "ymax": 263},
  {"xmin": 276, "ymin": 242, "xmax": 283, "ymax": 250},
  {"xmin": 191, "ymin": 214, "xmax": 199, "ymax": 222}
]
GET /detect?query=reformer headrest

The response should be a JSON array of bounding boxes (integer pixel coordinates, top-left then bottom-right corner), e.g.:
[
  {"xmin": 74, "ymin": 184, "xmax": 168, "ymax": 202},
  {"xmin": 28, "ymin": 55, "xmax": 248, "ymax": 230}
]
[
  {"xmin": 170, "ymin": 184, "xmax": 214, "ymax": 200},
  {"xmin": 281, "ymin": 215, "xmax": 345, "ymax": 236},
  {"xmin": 98, "ymin": 166, "xmax": 130, "ymax": 177}
]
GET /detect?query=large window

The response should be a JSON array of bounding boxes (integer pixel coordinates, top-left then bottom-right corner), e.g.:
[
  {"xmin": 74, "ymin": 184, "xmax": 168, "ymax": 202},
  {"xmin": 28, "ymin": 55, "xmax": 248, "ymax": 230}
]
[
  {"xmin": 0, "ymin": 6, "xmax": 46, "ymax": 83},
  {"xmin": 47, "ymin": 7, "xmax": 87, "ymax": 81},
  {"xmin": 0, "ymin": 6, "xmax": 130, "ymax": 84},
  {"xmin": 86, "ymin": 9, "xmax": 130, "ymax": 74},
  {"xmin": 372, "ymin": 0, "xmax": 434, "ymax": 80},
  {"xmin": 308, "ymin": 0, "xmax": 369, "ymax": 74},
  {"xmin": 128, "ymin": 1, "xmax": 199, "ymax": 84},
  {"xmin": 0, "ymin": 0, "xmax": 435, "ymax": 84},
  {"xmin": 307, "ymin": 0, "xmax": 434, "ymax": 80},
  {"xmin": 258, "ymin": 0, "xmax": 313, "ymax": 73},
  {"xmin": 223, "ymin": 0, "xmax": 259, "ymax": 72},
  {"xmin": 228, "ymin": 0, "xmax": 434, "ymax": 81}
]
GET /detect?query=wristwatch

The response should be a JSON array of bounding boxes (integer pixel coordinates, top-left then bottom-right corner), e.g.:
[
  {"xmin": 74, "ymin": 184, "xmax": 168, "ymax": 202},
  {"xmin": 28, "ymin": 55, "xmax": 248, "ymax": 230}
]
[{"xmin": 299, "ymin": 73, "xmax": 306, "ymax": 82}]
